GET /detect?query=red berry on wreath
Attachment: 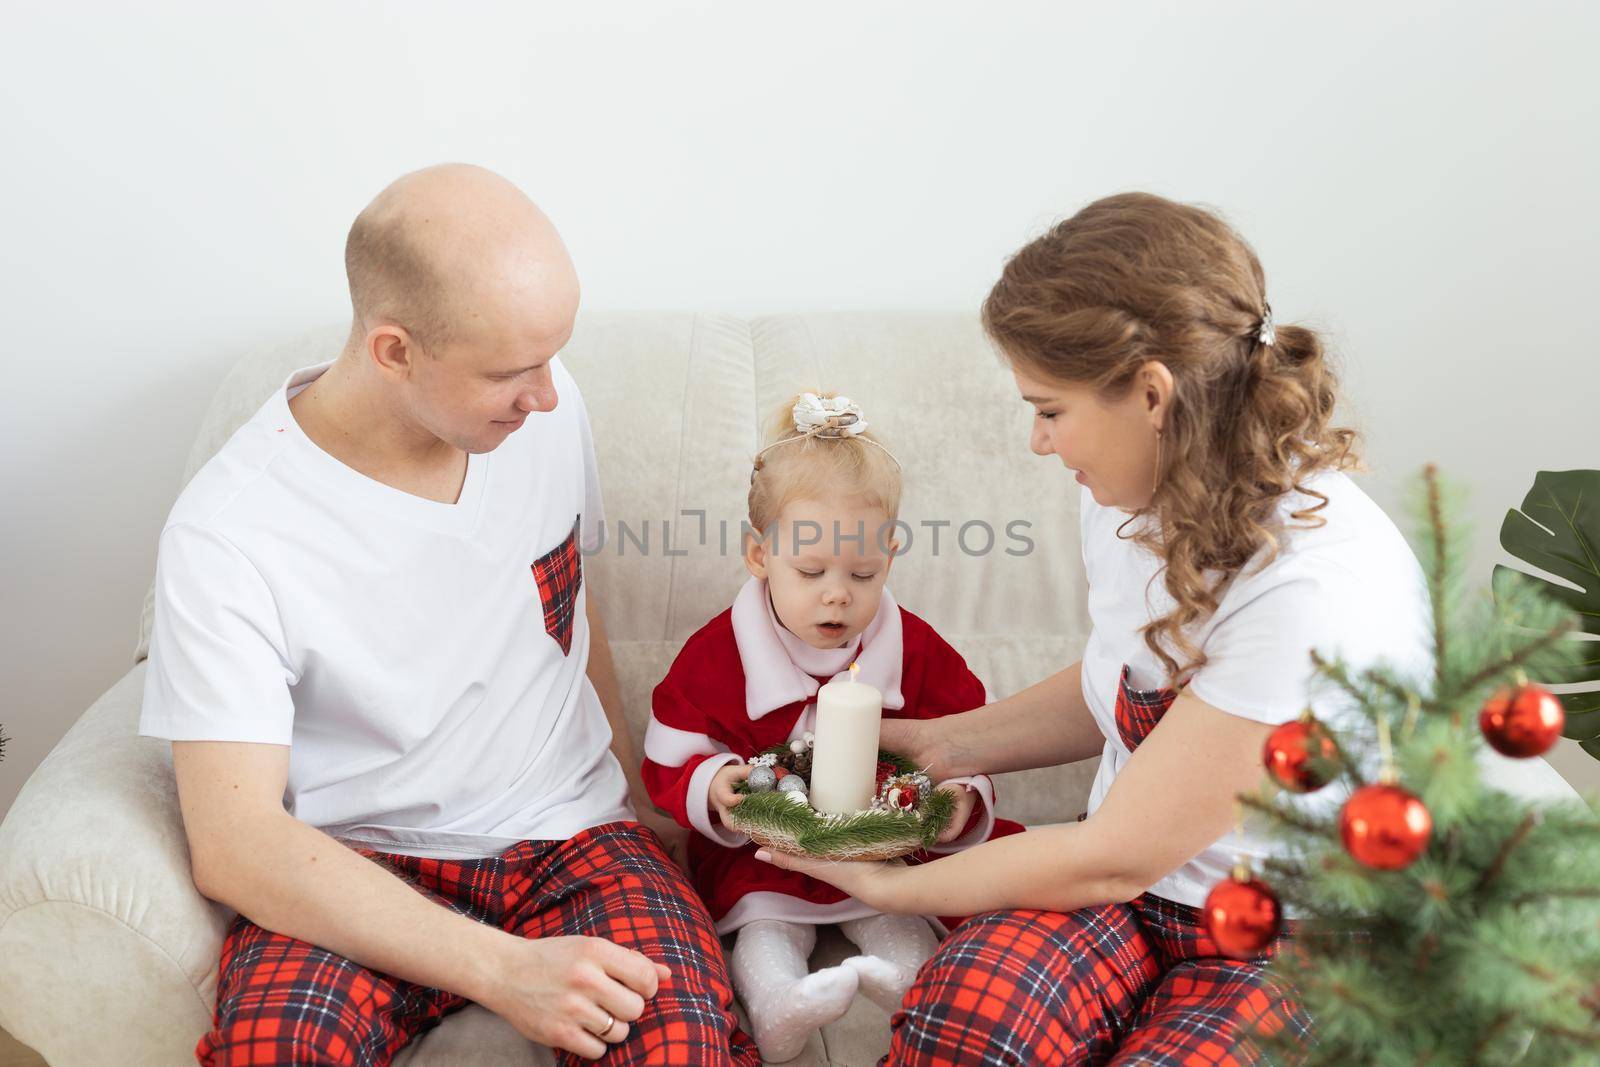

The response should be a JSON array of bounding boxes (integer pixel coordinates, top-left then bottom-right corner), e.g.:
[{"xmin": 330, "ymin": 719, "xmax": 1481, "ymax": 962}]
[
  {"xmin": 1339, "ymin": 783, "xmax": 1432, "ymax": 870},
  {"xmin": 1263, "ymin": 717, "xmax": 1339, "ymax": 793},
  {"xmin": 1203, "ymin": 870, "xmax": 1282, "ymax": 957},
  {"xmin": 1479, "ymin": 683, "xmax": 1565, "ymax": 758}
]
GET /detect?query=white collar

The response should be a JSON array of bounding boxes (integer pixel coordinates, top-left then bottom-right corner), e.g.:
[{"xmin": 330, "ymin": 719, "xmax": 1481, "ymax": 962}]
[{"xmin": 730, "ymin": 576, "xmax": 905, "ymax": 720}]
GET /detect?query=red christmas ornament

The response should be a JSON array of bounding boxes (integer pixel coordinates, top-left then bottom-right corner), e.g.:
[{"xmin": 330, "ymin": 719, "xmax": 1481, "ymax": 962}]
[
  {"xmin": 772, "ymin": 765, "xmax": 791, "ymax": 781},
  {"xmin": 1263, "ymin": 717, "xmax": 1339, "ymax": 793},
  {"xmin": 1479, "ymin": 683, "xmax": 1565, "ymax": 758},
  {"xmin": 1340, "ymin": 783, "xmax": 1432, "ymax": 870},
  {"xmin": 1203, "ymin": 869, "xmax": 1283, "ymax": 957}
]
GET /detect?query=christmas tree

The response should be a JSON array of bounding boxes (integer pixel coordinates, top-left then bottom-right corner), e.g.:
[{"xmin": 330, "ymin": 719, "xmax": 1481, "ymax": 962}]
[{"xmin": 1210, "ymin": 466, "xmax": 1600, "ymax": 1065}]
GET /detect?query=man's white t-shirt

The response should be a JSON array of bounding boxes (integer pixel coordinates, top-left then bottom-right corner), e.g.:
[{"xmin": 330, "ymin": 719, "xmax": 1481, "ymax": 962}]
[
  {"xmin": 1079, "ymin": 469, "xmax": 1431, "ymax": 910},
  {"xmin": 139, "ymin": 359, "xmax": 634, "ymax": 859}
]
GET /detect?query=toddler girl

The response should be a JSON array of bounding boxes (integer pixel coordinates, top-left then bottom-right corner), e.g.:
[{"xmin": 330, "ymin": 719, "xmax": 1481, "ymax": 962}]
[{"xmin": 641, "ymin": 392, "xmax": 1023, "ymax": 1062}]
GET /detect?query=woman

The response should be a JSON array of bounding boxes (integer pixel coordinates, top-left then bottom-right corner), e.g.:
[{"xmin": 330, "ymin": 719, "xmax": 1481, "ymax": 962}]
[{"xmin": 755, "ymin": 192, "xmax": 1431, "ymax": 1064}]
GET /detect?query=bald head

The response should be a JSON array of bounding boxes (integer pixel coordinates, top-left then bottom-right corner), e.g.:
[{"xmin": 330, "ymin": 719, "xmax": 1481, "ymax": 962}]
[{"xmin": 344, "ymin": 164, "xmax": 578, "ymax": 353}]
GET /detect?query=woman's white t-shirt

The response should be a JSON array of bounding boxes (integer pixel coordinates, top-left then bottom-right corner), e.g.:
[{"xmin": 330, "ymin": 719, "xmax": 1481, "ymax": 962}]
[
  {"xmin": 139, "ymin": 358, "xmax": 633, "ymax": 858},
  {"xmin": 1079, "ymin": 469, "xmax": 1431, "ymax": 910}
]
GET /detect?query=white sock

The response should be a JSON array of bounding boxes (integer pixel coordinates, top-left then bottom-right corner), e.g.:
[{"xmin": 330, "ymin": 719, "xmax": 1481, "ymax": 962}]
[
  {"xmin": 729, "ymin": 919, "xmax": 859, "ymax": 1063},
  {"xmin": 840, "ymin": 913, "xmax": 940, "ymax": 1015}
]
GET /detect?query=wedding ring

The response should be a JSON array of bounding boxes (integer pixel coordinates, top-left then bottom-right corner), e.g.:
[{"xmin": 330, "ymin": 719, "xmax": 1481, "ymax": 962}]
[{"xmin": 590, "ymin": 1010, "xmax": 616, "ymax": 1038}]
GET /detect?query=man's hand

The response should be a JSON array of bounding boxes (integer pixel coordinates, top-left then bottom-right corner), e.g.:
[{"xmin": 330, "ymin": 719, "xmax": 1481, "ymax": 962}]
[
  {"xmin": 633, "ymin": 805, "xmax": 690, "ymax": 873},
  {"xmin": 933, "ymin": 782, "xmax": 978, "ymax": 845},
  {"xmin": 476, "ymin": 933, "xmax": 673, "ymax": 1061},
  {"xmin": 709, "ymin": 763, "xmax": 751, "ymax": 824}
]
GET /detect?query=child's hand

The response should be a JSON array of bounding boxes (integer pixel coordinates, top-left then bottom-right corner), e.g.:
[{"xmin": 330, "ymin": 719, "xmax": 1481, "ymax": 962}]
[
  {"xmin": 710, "ymin": 763, "xmax": 752, "ymax": 821},
  {"xmin": 933, "ymin": 782, "xmax": 977, "ymax": 844}
]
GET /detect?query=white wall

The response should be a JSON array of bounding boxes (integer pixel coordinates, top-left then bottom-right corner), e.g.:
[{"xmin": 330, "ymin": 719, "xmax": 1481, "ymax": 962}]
[{"xmin": 2, "ymin": 0, "xmax": 1597, "ymax": 817}]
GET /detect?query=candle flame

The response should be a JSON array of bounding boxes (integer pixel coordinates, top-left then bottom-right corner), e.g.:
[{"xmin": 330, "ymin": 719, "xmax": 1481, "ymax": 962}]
[{"xmin": 849, "ymin": 662, "xmax": 860, "ymax": 682}]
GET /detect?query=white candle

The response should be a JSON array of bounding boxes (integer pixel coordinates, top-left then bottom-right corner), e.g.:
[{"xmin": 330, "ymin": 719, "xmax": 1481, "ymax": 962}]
[{"xmin": 809, "ymin": 662, "xmax": 883, "ymax": 814}]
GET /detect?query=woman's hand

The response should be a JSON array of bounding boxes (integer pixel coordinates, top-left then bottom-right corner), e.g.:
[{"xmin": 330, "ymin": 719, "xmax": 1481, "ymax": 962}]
[
  {"xmin": 752, "ymin": 849, "xmax": 909, "ymax": 912},
  {"xmin": 932, "ymin": 782, "xmax": 978, "ymax": 845},
  {"xmin": 878, "ymin": 718, "xmax": 953, "ymax": 781},
  {"xmin": 709, "ymin": 763, "xmax": 751, "ymax": 823},
  {"xmin": 892, "ymin": 663, "xmax": 1103, "ymax": 779}
]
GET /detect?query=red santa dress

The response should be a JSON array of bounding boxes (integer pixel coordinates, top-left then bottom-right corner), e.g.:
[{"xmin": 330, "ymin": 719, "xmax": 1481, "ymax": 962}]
[{"xmin": 642, "ymin": 576, "xmax": 1025, "ymax": 934}]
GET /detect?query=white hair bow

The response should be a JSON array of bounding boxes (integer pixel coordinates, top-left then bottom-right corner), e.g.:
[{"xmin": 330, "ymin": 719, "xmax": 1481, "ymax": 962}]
[
  {"xmin": 792, "ymin": 392, "xmax": 869, "ymax": 438},
  {"xmin": 751, "ymin": 391, "xmax": 901, "ymax": 477}
]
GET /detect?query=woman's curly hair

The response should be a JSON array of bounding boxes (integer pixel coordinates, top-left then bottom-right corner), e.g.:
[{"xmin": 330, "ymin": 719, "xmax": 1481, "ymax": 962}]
[{"xmin": 983, "ymin": 192, "xmax": 1359, "ymax": 683}]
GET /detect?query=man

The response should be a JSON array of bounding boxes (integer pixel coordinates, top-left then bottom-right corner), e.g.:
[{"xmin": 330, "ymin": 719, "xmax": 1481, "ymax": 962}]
[{"xmin": 140, "ymin": 164, "xmax": 758, "ymax": 1065}]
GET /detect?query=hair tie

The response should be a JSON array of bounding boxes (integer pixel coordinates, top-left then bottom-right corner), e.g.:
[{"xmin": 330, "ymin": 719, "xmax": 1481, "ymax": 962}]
[{"xmin": 1256, "ymin": 303, "xmax": 1276, "ymax": 347}]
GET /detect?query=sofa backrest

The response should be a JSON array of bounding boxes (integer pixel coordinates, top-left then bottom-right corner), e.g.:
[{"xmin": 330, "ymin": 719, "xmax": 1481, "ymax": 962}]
[{"xmin": 134, "ymin": 311, "xmax": 1097, "ymax": 822}]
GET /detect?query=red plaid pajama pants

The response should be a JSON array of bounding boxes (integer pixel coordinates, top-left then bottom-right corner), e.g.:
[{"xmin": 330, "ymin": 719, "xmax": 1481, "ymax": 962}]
[
  {"xmin": 882, "ymin": 663, "xmax": 1308, "ymax": 1065},
  {"xmin": 882, "ymin": 894, "xmax": 1308, "ymax": 1066},
  {"xmin": 197, "ymin": 821, "xmax": 760, "ymax": 1066}
]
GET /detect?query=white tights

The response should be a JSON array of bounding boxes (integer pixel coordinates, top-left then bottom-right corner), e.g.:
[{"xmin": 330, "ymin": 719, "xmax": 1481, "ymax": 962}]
[{"xmin": 728, "ymin": 914, "xmax": 940, "ymax": 1063}]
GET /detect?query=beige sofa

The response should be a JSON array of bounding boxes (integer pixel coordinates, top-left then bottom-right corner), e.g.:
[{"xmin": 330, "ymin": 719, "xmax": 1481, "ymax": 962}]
[
  {"xmin": 0, "ymin": 312, "xmax": 1099, "ymax": 1065},
  {"xmin": 0, "ymin": 311, "xmax": 1579, "ymax": 1065}
]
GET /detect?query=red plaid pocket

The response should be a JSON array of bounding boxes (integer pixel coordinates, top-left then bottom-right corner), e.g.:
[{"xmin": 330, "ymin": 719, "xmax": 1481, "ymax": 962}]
[
  {"xmin": 1114, "ymin": 662, "xmax": 1179, "ymax": 752},
  {"xmin": 531, "ymin": 515, "xmax": 583, "ymax": 655}
]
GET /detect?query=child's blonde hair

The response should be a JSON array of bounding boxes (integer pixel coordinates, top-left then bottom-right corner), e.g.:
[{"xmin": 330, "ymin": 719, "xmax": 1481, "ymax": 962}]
[{"xmin": 747, "ymin": 392, "xmax": 902, "ymax": 534}]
